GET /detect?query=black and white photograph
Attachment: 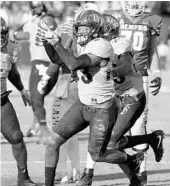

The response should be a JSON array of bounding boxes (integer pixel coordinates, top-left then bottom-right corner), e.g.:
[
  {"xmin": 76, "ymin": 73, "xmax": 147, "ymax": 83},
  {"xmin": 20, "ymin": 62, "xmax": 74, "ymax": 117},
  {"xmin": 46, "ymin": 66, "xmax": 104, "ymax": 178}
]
[{"xmin": 1, "ymin": 1, "xmax": 170, "ymax": 186}]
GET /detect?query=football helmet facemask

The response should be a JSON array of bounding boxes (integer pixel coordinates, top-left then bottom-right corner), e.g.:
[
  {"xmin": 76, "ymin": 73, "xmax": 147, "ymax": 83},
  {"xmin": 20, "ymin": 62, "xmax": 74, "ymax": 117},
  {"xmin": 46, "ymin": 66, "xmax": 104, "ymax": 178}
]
[
  {"xmin": 122, "ymin": 1, "xmax": 145, "ymax": 18},
  {"xmin": 73, "ymin": 10, "xmax": 104, "ymax": 46},
  {"xmin": 0, "ymin": 17, "xmax": 9, "ymax": 49},
  {"xmin": 103, "ymin": 14, "xmax": 120, "ymax": 41}
]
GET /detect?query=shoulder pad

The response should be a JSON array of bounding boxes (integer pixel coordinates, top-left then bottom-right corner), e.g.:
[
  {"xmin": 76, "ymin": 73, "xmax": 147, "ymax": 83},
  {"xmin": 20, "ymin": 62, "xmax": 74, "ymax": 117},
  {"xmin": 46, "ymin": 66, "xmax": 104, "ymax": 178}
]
[
  {"xmin": 110, "ymin": 36, "xmax": 132, "ymax": 55},
  {"xmin": 84, "ymin": 38, "xmax": 114, "ymax": 58},
  {"xmin": 144, "ymin": 13, "xmax": 162, "ymax": 36}
]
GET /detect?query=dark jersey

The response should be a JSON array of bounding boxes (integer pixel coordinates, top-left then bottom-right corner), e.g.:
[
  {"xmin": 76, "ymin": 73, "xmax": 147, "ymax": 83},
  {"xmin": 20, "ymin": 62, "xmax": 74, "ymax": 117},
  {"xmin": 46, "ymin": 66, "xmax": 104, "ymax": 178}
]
[{"xmin": 104, "ymin": 10, "xmax": 162, "ymax": 74}]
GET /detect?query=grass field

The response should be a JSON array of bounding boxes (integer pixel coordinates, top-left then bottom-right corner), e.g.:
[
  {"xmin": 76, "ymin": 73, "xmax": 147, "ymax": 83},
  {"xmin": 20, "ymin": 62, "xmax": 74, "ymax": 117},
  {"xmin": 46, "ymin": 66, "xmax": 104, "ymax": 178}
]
[{"xmin": 1, "ymin": 67, "xmax": 170, "ymax": 186}]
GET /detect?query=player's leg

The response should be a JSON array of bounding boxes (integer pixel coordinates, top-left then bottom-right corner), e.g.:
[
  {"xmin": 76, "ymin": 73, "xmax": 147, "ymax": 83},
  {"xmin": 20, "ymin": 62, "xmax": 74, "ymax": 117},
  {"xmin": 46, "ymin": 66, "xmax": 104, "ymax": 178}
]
[
  {"xmin": 45, "ymin": 97, "xmax": 88, "ymax": 186},
  {"xmin": 67, "ymin": 135, "xmax": 81, "ymax": 181},
  {"xmin": 27, "ymin": 60, "xmax": 46, "ymax": 136},
  {"xmin": 1, "ymin": 98, "xmax": 36, "ymax": 186},
  {"xmin": 76, "ymin": 99, "xmax": 132, "ymax": 186},
  {"xmin": 130, "ymin": 76, "xmax": 149, "ymax": 185},
  {"xmin": 55, "ymin": 141, "xmax": 68, "ymax": 183}
]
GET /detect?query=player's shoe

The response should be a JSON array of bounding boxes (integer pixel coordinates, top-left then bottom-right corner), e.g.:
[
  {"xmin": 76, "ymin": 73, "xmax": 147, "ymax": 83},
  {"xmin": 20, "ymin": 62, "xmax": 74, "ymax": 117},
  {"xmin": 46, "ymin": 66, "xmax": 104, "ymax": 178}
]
[
  {"xmin": 150, "ymin": 130, "xmax": 165, "ymax": 162},
  {"xmin": 76, "ymin": 168, "xmax": 94, "ymax": 186},
  {"xmin": 129, "ymin": 171, "xmax": 147, "ymax": 186},
  {"xmin": 17, "ymin": 177, "xmax": 37, "ymax": 186},
  {"xmin": 55, "ymin": 171, "xmax": 81, "ymax": 184},
  {"xmin": 25, "ymin": 128, "xmax": 36, "ymax": 137}
]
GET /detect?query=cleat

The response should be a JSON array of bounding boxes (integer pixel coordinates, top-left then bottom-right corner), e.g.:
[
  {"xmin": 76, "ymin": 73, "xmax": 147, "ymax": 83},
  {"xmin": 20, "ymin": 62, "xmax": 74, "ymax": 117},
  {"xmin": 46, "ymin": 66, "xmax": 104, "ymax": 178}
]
[
  {"xmin": 76, "ymin": 168, "xmax": 93, "ymax": 186},
  {"xmin": 17, "ymin": 178, "xmax": 37, "ymax": 186},
  {"xmin": 150, "ymin": 130, "xmax": 165, "ymax": 162}
]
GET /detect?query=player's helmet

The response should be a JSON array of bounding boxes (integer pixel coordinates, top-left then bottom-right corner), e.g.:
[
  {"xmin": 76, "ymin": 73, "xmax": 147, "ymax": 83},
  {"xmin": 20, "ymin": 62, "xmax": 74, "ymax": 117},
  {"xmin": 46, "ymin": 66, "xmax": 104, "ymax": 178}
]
[
  {"xmin": 73, "ymin": 10, "xmax": 104, "ymax": 46},
  {"xmin": 103, "ymin": 14, "xmax": 120, "ymax": 41},
  {"xmin": 74, "ymin": 3, "xmax": 101, "ymax": 21},
  {"xmin": 29, "ymin": 1, "xmax": 48, "ymax": 16},
  {"xmin": 0, "ymin": 17, "xmax": 9, "ymax": 49},
  {"xmin": 122, "ymin": 1, "xmax": 145, "ymax": 17}
]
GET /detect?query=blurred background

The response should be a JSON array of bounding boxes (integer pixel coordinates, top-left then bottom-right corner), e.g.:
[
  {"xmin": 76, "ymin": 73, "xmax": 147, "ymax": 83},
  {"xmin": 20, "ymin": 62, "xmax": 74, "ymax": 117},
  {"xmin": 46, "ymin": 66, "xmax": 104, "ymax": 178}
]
[{"xmin": 1, "ymin": 1, "xmax": 170, "ymax": 70}]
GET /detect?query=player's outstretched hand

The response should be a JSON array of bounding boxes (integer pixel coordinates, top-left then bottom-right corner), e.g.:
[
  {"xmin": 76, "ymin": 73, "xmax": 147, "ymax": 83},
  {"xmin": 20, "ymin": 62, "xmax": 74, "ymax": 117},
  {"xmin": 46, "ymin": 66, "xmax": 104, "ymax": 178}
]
[
  {"xmin": 150, "ymin": 77, "xmax": 162, "ymax": 96},
  {"xmin": 20, "ymin": 89, "xmax": 31, "ymax": 106},
  {"xmin": 37, "ymin": 21, "xmax": 60, "ymax": 46},
  {"xmin": 38, "ymin": 126, "xmax": 56, "ymax": 146}
]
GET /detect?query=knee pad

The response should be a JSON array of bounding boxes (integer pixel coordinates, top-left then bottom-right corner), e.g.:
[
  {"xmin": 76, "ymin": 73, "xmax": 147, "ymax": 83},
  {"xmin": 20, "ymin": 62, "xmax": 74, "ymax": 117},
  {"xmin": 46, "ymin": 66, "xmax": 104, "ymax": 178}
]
[{"xmin": 8, "ymin": 130, "xmax": 23, "ymax": 144}]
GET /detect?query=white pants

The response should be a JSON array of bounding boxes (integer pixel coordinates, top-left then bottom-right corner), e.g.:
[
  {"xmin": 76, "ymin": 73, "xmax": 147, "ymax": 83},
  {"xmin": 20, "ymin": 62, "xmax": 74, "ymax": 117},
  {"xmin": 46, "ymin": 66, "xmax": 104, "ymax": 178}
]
[{"xmin": 57, "ymin": 135, "xmax": 80, "ymax": 174}]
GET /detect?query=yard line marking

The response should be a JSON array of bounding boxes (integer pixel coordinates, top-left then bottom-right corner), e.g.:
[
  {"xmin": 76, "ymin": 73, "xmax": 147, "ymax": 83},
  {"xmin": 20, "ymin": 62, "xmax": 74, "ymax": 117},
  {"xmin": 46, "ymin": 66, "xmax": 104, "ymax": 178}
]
[{"xmin": 1, "ymin": 160, "xmax": 170, "ymax": 164}]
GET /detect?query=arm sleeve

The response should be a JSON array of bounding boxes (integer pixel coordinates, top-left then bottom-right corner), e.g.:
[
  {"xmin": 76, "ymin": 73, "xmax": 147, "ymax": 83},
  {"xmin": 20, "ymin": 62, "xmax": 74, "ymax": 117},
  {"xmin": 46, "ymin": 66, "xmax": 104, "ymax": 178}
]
[
  {"xmin": 43, "ymin": 41, "xmax": 63, "ymax": 65},
  {"xmin": 8, "ymin": 64, "xmax": 24, "ymax": 91},
  {"xmin": 53, "ymin": 42, "xmax": 100, "ymax": 71}
]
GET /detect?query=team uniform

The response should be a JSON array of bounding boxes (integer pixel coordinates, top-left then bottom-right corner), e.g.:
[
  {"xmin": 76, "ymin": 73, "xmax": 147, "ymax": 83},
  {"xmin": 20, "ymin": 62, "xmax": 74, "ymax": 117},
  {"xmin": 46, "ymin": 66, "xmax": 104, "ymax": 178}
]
[
  {"xmin": 1, "ymin": 39, "xmax": 23, "ymax": 143},
  {"xmin": 0, "ymin": 37, "xmax": 36, "ymax": 186},
  {"xmin": 52, "ymin": 38, "xmax": 116, "ymax": 153},
  {"xmin": 110, "ymin": 36, "xmax": 146, "ymax": 154},
  {"xmin": 105, "ymin": 9, "xmax": 162, "ymax": 152}
]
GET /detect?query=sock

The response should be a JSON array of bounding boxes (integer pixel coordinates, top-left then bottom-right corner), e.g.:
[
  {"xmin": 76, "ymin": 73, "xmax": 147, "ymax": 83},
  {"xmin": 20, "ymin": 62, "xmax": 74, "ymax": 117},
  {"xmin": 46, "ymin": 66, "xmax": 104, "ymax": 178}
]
[
  {"xmin": 45, "ymin": 167, "xmax": 56, "ymax": 186},
  {"xmin": 118, "ymin": 134, "xmax": 153, "ymax": 150},
  {"xmin": 85, "ymin": 152, "xmax": 95, "ymax": 169},
  {"xmin": 18, "ymin": 166, "xmax": 29, "ymax": 180}
]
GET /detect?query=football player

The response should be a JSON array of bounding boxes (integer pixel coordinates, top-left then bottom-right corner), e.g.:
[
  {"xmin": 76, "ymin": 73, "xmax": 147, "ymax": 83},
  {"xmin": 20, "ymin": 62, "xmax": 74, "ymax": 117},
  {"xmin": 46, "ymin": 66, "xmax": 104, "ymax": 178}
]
[
  {"xmin": 13, "ymin": 1, "xmax": 58, "ymax": 142},
  {"xmin": 37, "ymin": 3, "xmax": 102, "ymax": 183},
  {"xmin": 76, "ymin": 14, "xmax": 165, "ymax": 186},
  {"xmin": 37, "ymin": 10, "xmax": 164, "ymax": 186},
  {"xmin": 0, "ymin": 17, "xmax": 36, "ymax": 186},
  {"xmin": 105, "ymin": 1, "xmax": 163, "ymax": 185}
]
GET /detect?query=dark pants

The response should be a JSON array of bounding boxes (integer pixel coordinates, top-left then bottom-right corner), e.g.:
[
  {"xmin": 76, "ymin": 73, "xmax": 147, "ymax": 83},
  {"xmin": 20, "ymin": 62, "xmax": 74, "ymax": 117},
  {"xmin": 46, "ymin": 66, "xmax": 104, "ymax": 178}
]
[
  {"xmin": 1, "ymin": 95, "xmax": 23, "ymax": 144},
  {"xmin": 29, "ymin": 60, "xmax": 58, "ymax": 122},
  {"xmin": 112, "ymin": 91, "xmax": 146, "ymax": 149}
]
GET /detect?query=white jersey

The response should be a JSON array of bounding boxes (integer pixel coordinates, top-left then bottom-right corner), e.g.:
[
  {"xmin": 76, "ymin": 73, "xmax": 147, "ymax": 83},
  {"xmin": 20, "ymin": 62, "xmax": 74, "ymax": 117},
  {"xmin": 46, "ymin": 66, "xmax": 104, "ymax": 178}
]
[
  {"xmin": 77, "ymin": 38, "xmax": 115, "ymax": 106},
  {"xmin": 0, "ymin": 40, "xmax": 21, "ymax": 94},
  {"xmin": 23, "ymin": 16, "xmax": 51, "ymax": 62},
  {"xmin": 110, "ymin": 36, "xmax": 143, "ymax": 97}
]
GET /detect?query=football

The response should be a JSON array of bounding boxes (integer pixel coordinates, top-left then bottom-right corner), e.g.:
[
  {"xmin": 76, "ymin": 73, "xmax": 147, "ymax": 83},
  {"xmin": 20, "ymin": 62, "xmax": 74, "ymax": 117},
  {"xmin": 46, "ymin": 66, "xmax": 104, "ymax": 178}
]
[{"xmin": 38, "ymin": 15, "xmax": 57, "ymax": 31}]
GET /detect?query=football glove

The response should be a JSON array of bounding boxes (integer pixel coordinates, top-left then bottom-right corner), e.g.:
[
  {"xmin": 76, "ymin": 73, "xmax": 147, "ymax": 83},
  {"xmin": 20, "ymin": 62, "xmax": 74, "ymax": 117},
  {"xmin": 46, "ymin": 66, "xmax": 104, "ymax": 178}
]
[
  {"xmin": 150, "ymin": 77, "xmax": 162, "ymax": 96},
  {"xmin": 37, "ymin": 21, "xmax": 60, "ymax": 46}
]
